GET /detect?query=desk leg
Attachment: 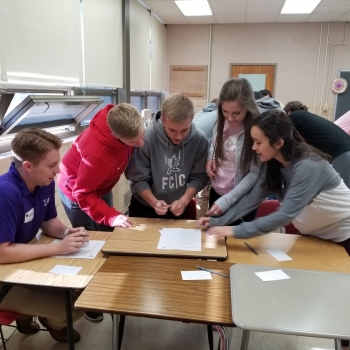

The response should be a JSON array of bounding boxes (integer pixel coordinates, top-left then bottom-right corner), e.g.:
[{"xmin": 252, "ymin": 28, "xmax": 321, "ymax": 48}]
[
  {"xmin": 334, "ymin": 339, "xmax": 341, "ymax": 350},
  {"xmin": 213, "ymin": 325, "xmax": 230, "ymax": 350},
  {"xmin": 64, "ymin": 291, "xmax": 74, "ymax": 350},
  {"xmin": 112, "ymin": 314, "xmax": 120, "ymax": 350},
  {"xmin": 240, "ymin": 330, "xmax": 250, "ymax": 350}
]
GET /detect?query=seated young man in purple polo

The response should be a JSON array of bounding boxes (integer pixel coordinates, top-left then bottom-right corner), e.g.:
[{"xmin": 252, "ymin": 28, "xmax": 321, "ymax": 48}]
[{"xmin": 0, "ymin": 128, "xmax": 88, "ymax": 343}]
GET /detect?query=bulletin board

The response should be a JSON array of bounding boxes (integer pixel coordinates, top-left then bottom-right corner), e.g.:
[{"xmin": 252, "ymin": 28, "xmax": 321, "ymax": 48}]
[{"xmin": 334, "ymin": 70, "xmax": 350, "ymax": 120}]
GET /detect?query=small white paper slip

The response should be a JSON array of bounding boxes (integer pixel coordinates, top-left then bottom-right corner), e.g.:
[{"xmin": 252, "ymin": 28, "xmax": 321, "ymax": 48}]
[
  {"xmin": 49, "ymin": 265, "xmax": 82, "ymax": 275},
  {"xmin": 266, "ymin": 249, "xmax": 293, "ymax": 261},
  {"xmin": 255, "ymin": 269, "xmax": 290, "ymax": 282},
  {"xmin": 181, "ymin": 271, "xmax": 212, "ymax": 280}
]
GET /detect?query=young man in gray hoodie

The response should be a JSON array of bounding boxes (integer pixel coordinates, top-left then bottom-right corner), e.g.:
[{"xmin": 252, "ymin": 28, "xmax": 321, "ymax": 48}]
[
  {"xmin": 193, "ymin": 98, "xmax": 218, "ymax": 144},
  {"xmin": 254, "ymin": 91, "xmax": 285, "ymax": 114},
  {"xmin": 125, "ymin": 93, "xmax": 209, "ymax": 219}
]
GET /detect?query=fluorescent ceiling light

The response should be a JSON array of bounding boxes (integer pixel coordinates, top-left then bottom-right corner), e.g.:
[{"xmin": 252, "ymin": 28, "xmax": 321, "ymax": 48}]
[
  {"xmin": 281, "ymin": 0, "xmax": 321, "ymax": 14},
  {"xmin": 175, "ymin": 0, "xmax": 212, "ymax": 16}
]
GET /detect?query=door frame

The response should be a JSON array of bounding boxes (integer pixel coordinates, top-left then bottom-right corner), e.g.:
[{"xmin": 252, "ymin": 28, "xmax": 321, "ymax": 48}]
[{"xmin": 229, "ymin": 63, "xmax": 277, "ymax": 96}]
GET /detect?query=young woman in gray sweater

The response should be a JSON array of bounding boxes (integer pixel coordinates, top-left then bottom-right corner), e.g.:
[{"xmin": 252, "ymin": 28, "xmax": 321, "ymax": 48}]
[{"xmin": 200, "ymin": 109, "xmax": 350, "ymax": 253}]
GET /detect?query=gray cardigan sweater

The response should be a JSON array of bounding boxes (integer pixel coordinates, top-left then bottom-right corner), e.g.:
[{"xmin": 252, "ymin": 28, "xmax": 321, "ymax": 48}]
[{"xmin": 210, "ymin": 157, "xmax": 343, "ymax": 239}]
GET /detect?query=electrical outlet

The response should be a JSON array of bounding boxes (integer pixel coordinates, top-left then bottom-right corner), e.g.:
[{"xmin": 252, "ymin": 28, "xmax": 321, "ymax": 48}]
[{"xmin": 323, "ymin": 103, "xmax": 328, "ymax": 113}]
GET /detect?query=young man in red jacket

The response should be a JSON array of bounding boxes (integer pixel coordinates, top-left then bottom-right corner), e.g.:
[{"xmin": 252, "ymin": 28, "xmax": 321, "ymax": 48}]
[{"xmin": 58, "ymin": 103, "xmax": 144, "ymax": 321}]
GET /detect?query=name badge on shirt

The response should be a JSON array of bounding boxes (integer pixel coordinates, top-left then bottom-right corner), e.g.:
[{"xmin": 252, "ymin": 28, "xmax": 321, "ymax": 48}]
[{"xmin": 24, "ymin": 208, "xmax": 34, "ymax": 223}]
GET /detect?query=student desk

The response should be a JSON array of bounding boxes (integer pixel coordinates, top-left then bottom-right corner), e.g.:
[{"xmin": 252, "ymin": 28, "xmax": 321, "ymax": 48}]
[
  {"xmin": 102, "ymin": 217, "xmax": 227, "ymax": 260},
  {"xmin": 0, "ymin": 231, "xmax": 110, "ymax": 350},
  {"xmin": 226, "ymin": 232, "xmax": 350, "ymax": 273},
  {"xmin": 75, "ymin": 256, "xmax": 234, "ymax": 350},
  {"xmin": 230, "ymin": 264, "xmax": 350, "ymax": 350}
]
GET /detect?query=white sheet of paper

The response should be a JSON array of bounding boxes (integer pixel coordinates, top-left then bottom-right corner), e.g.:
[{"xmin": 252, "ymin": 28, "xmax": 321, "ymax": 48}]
[
  {"xmin": 51, "ymin": 240, "xmax": 106, "ymax": 259},
  {"xmin": 266, "ymin": 249, "xmax": 293, "ymax": 261},
  {"xmin": 255, "ymin": 269, "xmax": 290, "ymax": 281},
  {"xmin": 49, "ymin": 265, "xmax": 82, "ymax": 275},
  {"xmin": 181, "ymin": 271, "xmax": 212, "ymax": 280},
  {"xmin": 157, "ymin": 228, "xmax": 201, "ymax": 251}
]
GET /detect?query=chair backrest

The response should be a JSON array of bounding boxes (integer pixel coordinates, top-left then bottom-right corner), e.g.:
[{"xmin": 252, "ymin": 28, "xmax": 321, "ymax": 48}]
[
  {"xmin": 0, "ymin": 310, "xmax": 20, "ymax": 325},
  {"xmin": 185, "ymin": 198, "xmax": 197, "ymax": 220},
  {"xmin": 256, "ymin": 200, "xmax": 299, "ymax": 235}
]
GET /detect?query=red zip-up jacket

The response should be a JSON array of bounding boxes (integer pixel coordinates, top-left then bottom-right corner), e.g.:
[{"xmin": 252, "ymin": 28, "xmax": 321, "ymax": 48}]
[{"xmin": 57, "ymin": 104, "xmax": 133, "ymax": 226}]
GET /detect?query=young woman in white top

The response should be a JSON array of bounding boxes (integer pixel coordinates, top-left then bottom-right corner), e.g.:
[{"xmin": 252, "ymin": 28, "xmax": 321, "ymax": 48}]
[{"xmin": 206, "ymin": 77, "xmax": 260, "ymax": 224}]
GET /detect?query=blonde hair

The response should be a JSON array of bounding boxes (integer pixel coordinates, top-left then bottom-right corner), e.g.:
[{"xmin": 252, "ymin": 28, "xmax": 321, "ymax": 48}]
[
  {"xmin": 11, "ymin": 128, "xmax": 62, "ymax": 166},
  {"xmin": 107, "ymin": 103, "xmax": 143, "ymax": 139},
  {"xmin": 161, "ymin": 93, "xmax": 194, "ymax": 123}
]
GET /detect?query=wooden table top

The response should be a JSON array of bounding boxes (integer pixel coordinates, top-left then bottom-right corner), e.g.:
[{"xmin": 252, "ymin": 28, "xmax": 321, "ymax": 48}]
[
  {"xmin": 0, "ymin": 231, "xmax": 110, "ymax": 289},
  {"xmin": 103, "ymin": 217, "xmax": 227, "ymax": 260},
  {"xmin": 226, "ymin": 233, "xmax": 350, "ymax": 273},
  {"xmin": 75, "ymin": 255, "xmax": 234, "ymax": 326}
]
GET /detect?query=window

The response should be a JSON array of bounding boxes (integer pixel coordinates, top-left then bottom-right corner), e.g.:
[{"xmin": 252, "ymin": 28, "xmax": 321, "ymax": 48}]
[
  {"xmin": 80, "ymin": 95, "xmax": 114, "ymax": 126},
  {"xmin": 1, "ymin": 95, "xmax": 103, "ymax": 137},
  {"xmin": 130, "ymin": 90, "xmax": 162, "ymax": 116}
]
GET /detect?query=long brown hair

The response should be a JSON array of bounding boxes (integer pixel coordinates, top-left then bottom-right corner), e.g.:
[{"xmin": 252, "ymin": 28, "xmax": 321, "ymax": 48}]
[
  {"xmin": 214, "ymin": 78, "xmax": 260, "ymax": 171},
  {"xmin": 253, "ymin": 110, "xmax": 331, "ymax": 192}
]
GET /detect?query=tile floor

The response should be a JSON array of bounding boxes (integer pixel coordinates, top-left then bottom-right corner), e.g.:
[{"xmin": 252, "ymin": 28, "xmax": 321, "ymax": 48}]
[{"xmin": 1, "ymin": 314, "xmax": 340, "ymax": 350}]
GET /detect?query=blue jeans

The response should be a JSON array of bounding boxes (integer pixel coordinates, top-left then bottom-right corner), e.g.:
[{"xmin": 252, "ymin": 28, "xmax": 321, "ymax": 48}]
[{"xmin": 58, "ymin": 188, "xmax": 114, "ymax": 232}]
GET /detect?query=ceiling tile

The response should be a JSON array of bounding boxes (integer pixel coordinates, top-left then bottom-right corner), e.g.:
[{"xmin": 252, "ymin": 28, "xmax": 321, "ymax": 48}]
[
  {"xmin": 247, "ymin": 0, "xmax": 284, "ymax": 12},
  {"xmin": 208, "ymin": 0, "xmax": 246, "ymax": 15},
  {"xmin": 315, "ymin": 0, "xmax": 350, "ymax": 9},
  {"xmin": 215, "ymin": 14, "xmax": 246, "ymax": 23},
  {"xmin": 245, "ymin": 14, "xmax": 278, "ymax": 23},
  {"xmin": 337, "ymin": 12, "xmax": 350, "ymax": 21},
  {"xmin": 186, "ymin": 15, "xmax": 216, "ymax": 24},
  {"xmin": 313, "ymin": 0, "xmax": 350, "ymax": 13},
  {"xmin": 276, "ymin": 14, "xmax": 310, "ymax": 22},
  {"xmin": 156, "ymin": 16, "xmax": 188, "ymax": 24},
  {"xmin": 139, "ymin": 0, "xmax": 183, "ymax": 16},
  {"xmin": 313, "ymin": 7, "xmax": 350, "ymax": 14},
  {"xmin": 306, "ymin": 13, "xmax": 345, "ymax": 22}
]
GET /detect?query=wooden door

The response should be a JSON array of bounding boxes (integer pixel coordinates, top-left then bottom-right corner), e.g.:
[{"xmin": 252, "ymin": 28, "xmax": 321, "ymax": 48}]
[{"xmin": 230, "ymin": 65, "xmax": 275, "ymax": 96}]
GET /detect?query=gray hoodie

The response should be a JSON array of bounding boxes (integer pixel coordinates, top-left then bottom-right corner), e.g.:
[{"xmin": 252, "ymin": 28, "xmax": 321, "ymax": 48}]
[
  {"xmin": 193, "ymin": 103, "xmax": 217, "ymax": 144},
  {"xmin": 125, "ymin": 113, "xmax": 209, "ymax": 207},
  {"xmin": 256, "ymin": 97, "xmax": 285, "ymax": 114}
]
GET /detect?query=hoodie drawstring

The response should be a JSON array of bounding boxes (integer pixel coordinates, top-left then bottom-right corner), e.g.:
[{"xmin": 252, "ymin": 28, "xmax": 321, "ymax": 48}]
[{"xmin": 182, "ymin": 141, "xmax": 184, "ymax": 166}]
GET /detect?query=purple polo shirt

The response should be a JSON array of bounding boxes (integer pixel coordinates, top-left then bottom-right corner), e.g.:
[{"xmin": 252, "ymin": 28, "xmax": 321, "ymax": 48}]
[{"xmin": 0, "ymin": 163, "xmax": 57, "ymax": 244}]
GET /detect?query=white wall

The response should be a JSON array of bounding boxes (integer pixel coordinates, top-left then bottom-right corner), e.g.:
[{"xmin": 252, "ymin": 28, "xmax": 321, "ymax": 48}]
[{"xmin": 166, "ymin": 22, "xmax": 350, "ymax": 118}]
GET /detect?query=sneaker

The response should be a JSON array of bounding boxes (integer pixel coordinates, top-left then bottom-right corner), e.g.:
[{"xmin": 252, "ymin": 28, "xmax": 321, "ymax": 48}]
[
  {"xmin": 84, "ymin": 312, "xmax": 104, "ymax": 322},
  {"xmin": 38, "ymin": 316, "xmax": 80, "ymax": 343},
  {"xmin": 15, "ymin": 314, "xmax": 40, "ymax": 334}
]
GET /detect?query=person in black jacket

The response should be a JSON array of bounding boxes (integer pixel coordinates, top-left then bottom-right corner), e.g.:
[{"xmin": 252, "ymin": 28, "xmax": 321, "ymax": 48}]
[{"xmin": 284, "ymin": 101, "xmax": 350, "ymax": 188}]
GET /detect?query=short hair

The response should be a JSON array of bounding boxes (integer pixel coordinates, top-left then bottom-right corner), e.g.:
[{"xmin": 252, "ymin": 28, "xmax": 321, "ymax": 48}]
[
  {"xmin": 11, "ymin": 128, "xmax": 62, "ymax": 166},
  {"xmin": 254, "ymin": 91, "xmax": 264, "ymax": 100},
  {"xmin": 107, "ymin": 103, "xmax": 143, "ymax": 139},
  {"xmin": 284, "ymin": 101, "xmax": 308, "ymax": 114},
  {"xmin": 161, "ymin": 93, "xmax": 194, "ymax": 123},
  {"xmin": 260, "ymin": 89, "xmax": 273, "ymax": 98}
]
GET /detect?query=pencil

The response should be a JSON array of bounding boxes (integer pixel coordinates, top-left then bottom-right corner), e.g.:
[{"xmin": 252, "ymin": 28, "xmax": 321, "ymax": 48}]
[
  {"xmin": 196, "ymin": 265, "xmax": 228, "ymax": 278},
  {"xmin": 244, "ymin": 242, "xmax": 259, "ymax": 255}
]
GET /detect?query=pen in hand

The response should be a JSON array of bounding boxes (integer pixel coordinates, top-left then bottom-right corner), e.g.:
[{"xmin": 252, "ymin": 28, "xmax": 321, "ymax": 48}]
[
  {"xmin": 244, "ymin": 241, "xmax": 259, "ymax": 255},
  {"xmin": 196, "ymin": 266, "xmax": 228, "ymax": 278}
]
